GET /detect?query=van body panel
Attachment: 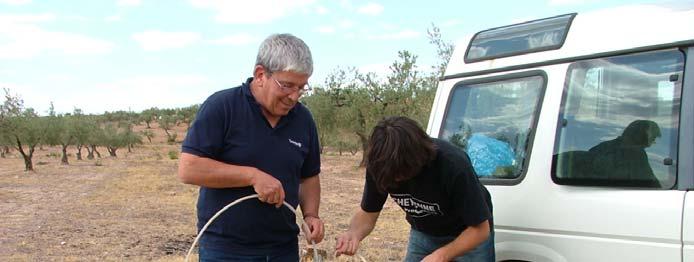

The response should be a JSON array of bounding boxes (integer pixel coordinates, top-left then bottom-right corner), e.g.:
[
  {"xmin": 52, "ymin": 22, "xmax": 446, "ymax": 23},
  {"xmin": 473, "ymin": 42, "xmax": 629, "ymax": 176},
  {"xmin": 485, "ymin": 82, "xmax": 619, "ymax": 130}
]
[
  {"xmin": 685, "ymin": 192, "xmax": 694, "ymax": 262},
  {"xmin": 680, "ymin": 47, "xmax": 694, "ymax": 190}
]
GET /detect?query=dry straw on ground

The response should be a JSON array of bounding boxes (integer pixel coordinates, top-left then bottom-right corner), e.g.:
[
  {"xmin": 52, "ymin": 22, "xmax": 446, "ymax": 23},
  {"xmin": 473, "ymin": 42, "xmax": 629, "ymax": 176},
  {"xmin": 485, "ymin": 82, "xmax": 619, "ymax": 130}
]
[{"xmin": 0, "ymin": 124, "xmax": 409, "ymax": 261}]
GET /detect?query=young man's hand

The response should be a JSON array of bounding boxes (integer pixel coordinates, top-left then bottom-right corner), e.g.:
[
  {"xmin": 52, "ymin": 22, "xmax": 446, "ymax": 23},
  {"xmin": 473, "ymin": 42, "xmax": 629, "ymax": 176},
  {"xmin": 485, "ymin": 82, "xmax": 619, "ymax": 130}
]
[{"xmin": 334, "ymin": 232, "xmax": 361, "ymax": 256}]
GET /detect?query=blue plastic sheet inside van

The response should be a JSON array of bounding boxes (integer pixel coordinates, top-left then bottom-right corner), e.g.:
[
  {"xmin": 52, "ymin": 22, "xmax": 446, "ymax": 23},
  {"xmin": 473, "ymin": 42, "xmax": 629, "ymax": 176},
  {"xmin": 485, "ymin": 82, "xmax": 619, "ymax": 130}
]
[{"xmin": 467, "ymin": 133, "xmax": 515, "ymax": 177}]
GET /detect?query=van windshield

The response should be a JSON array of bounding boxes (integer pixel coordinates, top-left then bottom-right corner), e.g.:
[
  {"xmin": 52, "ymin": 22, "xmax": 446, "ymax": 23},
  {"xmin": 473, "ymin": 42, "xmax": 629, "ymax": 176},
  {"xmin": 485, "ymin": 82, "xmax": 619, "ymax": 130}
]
[{"xmin": 440, "ymin": 74, "xmax": 545, "ymax": 179}]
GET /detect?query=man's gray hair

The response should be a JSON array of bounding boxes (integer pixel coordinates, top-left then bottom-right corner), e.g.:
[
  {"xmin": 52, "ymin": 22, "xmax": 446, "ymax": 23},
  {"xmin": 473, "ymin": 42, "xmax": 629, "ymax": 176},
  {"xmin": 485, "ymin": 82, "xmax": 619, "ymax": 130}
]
[{"xmin": 256, "ymin": 33, "xmax": 313, "ymax": 76}]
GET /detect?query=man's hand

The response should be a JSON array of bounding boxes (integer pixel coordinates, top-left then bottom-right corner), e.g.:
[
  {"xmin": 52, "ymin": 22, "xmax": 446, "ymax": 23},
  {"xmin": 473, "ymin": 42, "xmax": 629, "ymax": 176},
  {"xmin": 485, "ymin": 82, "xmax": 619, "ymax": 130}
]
[
  {"xmin": 250, "ymin": 169, "xmax": 285, "ymax": 208},
  {"xmin": 335, "ymin": 231, "xmax": 361, "ymax": 257},
  {"xmin": 302, "ymin": 216, "xmax": 325, "ymax": 244}
]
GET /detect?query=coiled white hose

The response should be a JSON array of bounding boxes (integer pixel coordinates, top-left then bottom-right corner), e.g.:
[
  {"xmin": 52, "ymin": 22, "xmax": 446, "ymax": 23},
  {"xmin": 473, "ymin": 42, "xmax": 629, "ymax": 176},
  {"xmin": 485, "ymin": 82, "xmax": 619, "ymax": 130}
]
[{"xmin": 184, "ymin": 194, "xmax": 319, "ymax": 262}]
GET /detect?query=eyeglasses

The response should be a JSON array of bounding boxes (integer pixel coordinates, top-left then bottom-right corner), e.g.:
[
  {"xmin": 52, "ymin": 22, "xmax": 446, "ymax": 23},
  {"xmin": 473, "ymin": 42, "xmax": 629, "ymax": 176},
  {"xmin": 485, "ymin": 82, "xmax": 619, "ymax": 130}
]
[{"xmin": 270, "ymin": 77, "xmax": 311, "ymax": 95}]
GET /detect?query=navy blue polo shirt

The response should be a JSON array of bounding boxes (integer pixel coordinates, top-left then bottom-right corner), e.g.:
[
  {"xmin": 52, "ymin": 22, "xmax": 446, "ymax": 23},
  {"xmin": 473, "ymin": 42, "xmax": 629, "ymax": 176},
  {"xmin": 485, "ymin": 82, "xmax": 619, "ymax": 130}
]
[{"xmin": 181, "ymin": 78, "xmax": 321, "ymax": 255}]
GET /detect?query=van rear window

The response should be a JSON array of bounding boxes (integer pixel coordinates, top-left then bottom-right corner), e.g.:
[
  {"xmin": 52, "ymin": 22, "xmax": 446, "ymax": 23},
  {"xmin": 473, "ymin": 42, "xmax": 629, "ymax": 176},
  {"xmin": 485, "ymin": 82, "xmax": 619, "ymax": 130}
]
[
  {"xmin": 552, "ymin": 50, "xmax": 683, "ymax": 189},
  {"xmin": 465, "ymin": 13, "xmax": 575, "ymax": 63}
]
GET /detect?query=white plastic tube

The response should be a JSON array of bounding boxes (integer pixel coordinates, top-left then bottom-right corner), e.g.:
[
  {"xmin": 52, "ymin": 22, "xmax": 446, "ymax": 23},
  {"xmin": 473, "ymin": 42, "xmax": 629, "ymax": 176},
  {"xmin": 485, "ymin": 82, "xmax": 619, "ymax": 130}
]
[{"xmin": 184, "ymin": 194, "xmax": 319, "ymax": 262}]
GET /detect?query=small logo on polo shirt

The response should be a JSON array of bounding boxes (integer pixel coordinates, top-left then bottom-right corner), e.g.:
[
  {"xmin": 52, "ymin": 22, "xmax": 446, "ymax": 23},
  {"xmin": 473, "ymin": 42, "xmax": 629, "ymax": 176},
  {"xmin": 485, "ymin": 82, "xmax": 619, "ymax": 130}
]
[{"xmin": 288, "ymin": 138, "xmax": 302, "ymax": 148}]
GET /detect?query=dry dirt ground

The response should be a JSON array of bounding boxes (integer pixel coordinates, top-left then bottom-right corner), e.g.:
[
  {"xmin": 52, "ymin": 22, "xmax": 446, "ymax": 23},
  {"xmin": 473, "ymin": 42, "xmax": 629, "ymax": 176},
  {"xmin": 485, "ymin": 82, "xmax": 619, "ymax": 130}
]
[{"xmin": 0, "ymin": 124, "xmax": 409, "ymax": 261}]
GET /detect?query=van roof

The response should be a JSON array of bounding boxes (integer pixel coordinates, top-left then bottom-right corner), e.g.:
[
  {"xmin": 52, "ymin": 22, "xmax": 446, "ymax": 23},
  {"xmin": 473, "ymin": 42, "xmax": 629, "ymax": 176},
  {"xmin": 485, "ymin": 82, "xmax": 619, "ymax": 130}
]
[{"xmin": 444, "ymin": 4, "xmax": 694, "ymax": 79}]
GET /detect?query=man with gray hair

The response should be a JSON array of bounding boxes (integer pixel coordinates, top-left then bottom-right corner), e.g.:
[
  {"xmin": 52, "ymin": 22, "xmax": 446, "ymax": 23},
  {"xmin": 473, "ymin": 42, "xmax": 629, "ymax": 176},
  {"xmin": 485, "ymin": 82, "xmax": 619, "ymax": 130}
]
[{"xmin": 178, "ymin": 33, "xmax": 323, "ymax": 261}]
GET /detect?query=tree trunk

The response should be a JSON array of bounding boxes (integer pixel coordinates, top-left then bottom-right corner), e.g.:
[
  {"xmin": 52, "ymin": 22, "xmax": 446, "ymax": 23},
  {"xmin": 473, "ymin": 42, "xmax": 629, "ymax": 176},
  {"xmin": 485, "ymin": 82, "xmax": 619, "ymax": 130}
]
[
  {"xmin": 86, "ymin": 145, "xmax": 94, "ymax": 160},
  {"xmin": 76, "ymin": 145, "xmax": 83, "ymax": 160},
  {"xmin": 93, "ymin": 145, "xmax": 101, "ymax": 158},
  {"xmin": 128, "ymin": 144, "xmax": 132, "ymax": 153},
  {"xmin": 23, "ymin": 154, "xmax": 33, "ymax": 171},
  {"xmin": 14, "ymin": 136, "xmax": 35, "ymax": 171},
  {"xmin": 60, "ymin": 144, "xmax": 69, "ymax": 165},
  {"xmin": 1, "ymin": 146, "xmax": 9, "ymax": 158},
  {"xmin": 356, "ymin": 131, "xmax": 369, "ymax": 165},
  {"xmin": 145, "ymin": 121, "xmax": 151, "ymax": 129},
  {"xmin": 107, "ymin": 147, "xmax": 117, "ymax": 157}
]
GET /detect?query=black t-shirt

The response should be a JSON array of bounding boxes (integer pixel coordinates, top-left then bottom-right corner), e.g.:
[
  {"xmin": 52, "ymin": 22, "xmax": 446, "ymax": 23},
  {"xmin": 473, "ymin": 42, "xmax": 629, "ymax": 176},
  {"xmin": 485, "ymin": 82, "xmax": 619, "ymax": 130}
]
[{"xmin": 361, "ymin": 139, "xmax": 492, "ymax": 237}]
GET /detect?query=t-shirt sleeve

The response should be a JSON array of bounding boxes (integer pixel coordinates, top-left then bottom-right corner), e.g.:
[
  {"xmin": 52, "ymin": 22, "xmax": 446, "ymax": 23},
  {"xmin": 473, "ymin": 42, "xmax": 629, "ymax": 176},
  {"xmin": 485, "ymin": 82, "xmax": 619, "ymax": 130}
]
[
  {"xmin": 448, "ymin": 153, "xmax": 492, "ymax": 227},
  {"xmin": 181, "ymin": 94, "xmax": 227, "ymax": 159},
  {"xmin": 301, "ymin": 117, "xmax": 321, "ymax": 178},
  {"xmin": 360, "ymin": 172, "xmax": 388, "ymax": 212}
]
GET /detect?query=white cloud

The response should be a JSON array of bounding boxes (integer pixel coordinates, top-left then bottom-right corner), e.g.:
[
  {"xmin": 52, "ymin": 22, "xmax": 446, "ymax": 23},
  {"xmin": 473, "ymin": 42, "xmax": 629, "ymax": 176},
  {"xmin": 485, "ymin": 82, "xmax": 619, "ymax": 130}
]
[
  {"xmin": 189, "ymin": 0, "xmax": 316, "ymax": 24},
  {"xmin": 357, "ymin": 3, "xmax": 383, "ymax": 16},
  {"xmin": 90, "ymin": 75, "xmax": 214, "ymax": 113},
  {"xmin": 358, "ymin": 63, "xmax": 390, "ymax": 77},
  {"xmin": 64, "ymin": 15, "xmax": 91, "ymax": 22},
  {"xmin": 548, "ymin": 0, "xmax": 595, "ymax": 6},
  {"xmin": 3, "ymin": 75, "xmax": 215, "ymax": 114},
  {"xmin": 210, "ymin": 33, "xmax": 257, "ymax": 46},
  {"xmin": 368, "ymin": 29, "xmax": 420, "ymax": 40},
  {"xmin": 442, "ymin": 19, "xmax": 462, "ymax": 27},
  {"xmin": 0, "ymin": 13, "xmax": 55, "ymax": 23},
  {"xmin": 117, "ymin": 0, "xmax": 141, "ymax": 7},
  {"xmin": 0, "ymin": 14, "xmax": 114, "ymax": 59},
  {"xmin": 315, "ymin": 6, "xmax": 329, "ymax": 15},
  {"xmin": 339, "ymin": 0, "xmax": 353, "ymax": 10},
  {"xmin": 315, "ymin": 26, "xmax": 335, "ymax": 34},
  {"xmin": 132, "ymin": 31, "xmax": 201, "ymax": 51},
  {"xmin": 338, "ymin": 19, "xmax": 354, "ymax": 29},
  {"xmin": 105, "ymin": 15, "xmax": 122, "ymax": 22},
  {"xmin": 0, "ymin": 0, "xmax": 31, "ymax": 5}
]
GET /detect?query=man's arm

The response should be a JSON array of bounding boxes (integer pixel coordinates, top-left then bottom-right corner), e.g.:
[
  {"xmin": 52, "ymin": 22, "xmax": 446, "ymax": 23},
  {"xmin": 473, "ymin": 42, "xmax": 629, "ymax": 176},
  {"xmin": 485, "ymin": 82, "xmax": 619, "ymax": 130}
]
[
  {"xmin": 335, "ymin": 208, "xmax": 381, "ymax": 256},
  {"xmin": 177, "ymin": 152, "xmax": 285, "ymax": 207},
  {"xmin": 299, "ymin": 175, "xmax": 323, "ymax": 243},
  {"xmin": 299, "ymin": 175, "xmax": 321, "ymax": 217},
  {"xmin": 423, "ymin": 220, "xmax": 490, "ymax": 262}
]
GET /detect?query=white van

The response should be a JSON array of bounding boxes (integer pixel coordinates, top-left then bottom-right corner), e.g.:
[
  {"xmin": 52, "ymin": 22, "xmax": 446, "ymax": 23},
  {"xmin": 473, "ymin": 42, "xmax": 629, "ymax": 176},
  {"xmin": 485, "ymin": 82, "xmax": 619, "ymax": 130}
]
[{"xmin": 426, "ymin": 4, "xmax": 693, "ymax": 262}]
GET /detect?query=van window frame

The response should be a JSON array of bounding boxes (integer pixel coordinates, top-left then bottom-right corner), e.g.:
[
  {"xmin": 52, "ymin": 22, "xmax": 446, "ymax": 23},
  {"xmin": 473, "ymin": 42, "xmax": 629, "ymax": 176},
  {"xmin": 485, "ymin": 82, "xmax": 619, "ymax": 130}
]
[
  {"xmin": 679, "ymin": 46, "xmax": 694, "ymax": 190},
  {"xmin": 438, "ymin": 70, "xmax": 547, "ymax": 186},
  {"xmin": 464, "ymin": 13, "xmax": 576, "ymax": 63}
]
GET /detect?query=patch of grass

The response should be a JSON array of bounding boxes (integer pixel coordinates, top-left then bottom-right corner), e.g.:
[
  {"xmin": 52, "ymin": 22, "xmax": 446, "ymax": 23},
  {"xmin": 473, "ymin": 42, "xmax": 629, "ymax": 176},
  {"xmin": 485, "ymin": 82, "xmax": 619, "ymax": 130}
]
[
  {"xmin": 46, "ymin": 152, "xmax": 61, "ymax": 158},
  {"xmin": 168, "ymin": 150, "xmax": 179, "ymax": 160}
]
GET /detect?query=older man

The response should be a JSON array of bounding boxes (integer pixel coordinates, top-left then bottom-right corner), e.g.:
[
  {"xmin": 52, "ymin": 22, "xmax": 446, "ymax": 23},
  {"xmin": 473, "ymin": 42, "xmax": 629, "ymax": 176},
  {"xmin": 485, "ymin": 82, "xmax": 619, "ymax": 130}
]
[{"xmin": 178, "ymin": 33, "xmax": 323, "ymax": 261}]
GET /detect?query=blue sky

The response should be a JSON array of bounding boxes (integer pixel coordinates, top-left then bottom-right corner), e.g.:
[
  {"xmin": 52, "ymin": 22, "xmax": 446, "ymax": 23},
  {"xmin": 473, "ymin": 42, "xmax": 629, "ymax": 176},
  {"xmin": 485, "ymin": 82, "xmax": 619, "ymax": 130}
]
[{"xmin": 0, "ymin": 0, "xmax": 672, "ymax": 115}]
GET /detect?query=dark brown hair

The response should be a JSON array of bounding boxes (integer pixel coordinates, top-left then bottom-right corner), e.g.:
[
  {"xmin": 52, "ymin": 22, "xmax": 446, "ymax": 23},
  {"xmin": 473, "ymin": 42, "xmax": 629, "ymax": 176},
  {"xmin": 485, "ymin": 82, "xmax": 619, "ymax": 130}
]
[
  {"xmin": 365, "ymin": 116, "xmax": 437, "ymax": 192},
  {"xmin": 621, "ymin": 120, "xmax": 661, "ymax": 147}
]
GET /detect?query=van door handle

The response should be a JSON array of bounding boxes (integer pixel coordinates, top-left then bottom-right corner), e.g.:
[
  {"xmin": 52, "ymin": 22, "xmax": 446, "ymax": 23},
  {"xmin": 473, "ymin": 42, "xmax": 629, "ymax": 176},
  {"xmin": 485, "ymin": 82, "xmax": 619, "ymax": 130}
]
[{"xmin": 663, "ymin": 158, "xmax": 673, "ymax": 166}]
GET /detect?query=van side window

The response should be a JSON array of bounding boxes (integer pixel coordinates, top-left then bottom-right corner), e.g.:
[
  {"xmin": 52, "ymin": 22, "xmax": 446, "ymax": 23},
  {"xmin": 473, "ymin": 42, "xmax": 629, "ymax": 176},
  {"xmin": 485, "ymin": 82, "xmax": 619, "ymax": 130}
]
[
  {"xmin": 552, "ymin": 50, "xmax": 683, "ymax": 188},
  {"xmin": 440, "ymin": 74, "xmax": 545, "ymax": 179}
]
